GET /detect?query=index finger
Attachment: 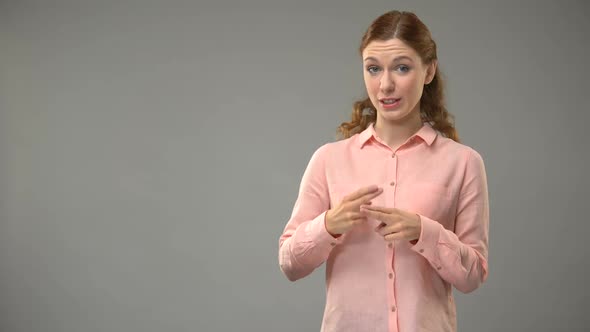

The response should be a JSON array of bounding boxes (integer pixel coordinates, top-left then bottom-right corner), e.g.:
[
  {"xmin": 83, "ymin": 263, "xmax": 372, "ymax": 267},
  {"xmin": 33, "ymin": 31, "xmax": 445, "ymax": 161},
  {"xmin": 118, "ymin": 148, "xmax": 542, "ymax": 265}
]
[{"xmin": 344, "ymin": 185, "xmax": 382, "ymax": 202}]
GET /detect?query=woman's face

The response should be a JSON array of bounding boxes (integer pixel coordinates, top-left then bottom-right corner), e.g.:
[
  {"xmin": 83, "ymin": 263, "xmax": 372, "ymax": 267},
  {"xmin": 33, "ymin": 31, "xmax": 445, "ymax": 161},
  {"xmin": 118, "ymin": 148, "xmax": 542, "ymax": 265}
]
[{"xmin": 362, "ymin": 38, "xmax": 436, "ymax": 124}]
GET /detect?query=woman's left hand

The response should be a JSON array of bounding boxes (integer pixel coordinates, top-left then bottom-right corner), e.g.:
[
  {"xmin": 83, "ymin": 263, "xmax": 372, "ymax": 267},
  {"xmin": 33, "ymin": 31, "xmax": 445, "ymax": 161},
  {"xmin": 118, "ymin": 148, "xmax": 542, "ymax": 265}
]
[{"xmin": 360, "ymin": 205, "xmax": 422, "ymax": 242}]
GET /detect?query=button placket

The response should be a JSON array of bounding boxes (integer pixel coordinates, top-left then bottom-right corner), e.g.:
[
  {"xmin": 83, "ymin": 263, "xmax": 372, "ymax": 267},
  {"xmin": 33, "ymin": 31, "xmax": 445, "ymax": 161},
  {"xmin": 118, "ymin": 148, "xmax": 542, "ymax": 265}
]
[
  {"xmin": 388, "ymin": 149, "xmax": 398, "ymax": 192},
  {"xmin": 384, "ymin": 147, "xmax": 399, "ymax": 325}
]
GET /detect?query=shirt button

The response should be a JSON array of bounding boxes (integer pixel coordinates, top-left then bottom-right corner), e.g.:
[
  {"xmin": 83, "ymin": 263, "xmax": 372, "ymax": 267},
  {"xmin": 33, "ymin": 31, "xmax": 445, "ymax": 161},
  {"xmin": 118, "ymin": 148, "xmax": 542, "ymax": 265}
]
[
  {"xmin": 437, "ymin": 266, "xmax": 442, "ymax": 270},
  {"xmin": 389, "ymin": 273, "xmax": 393, "ymax": 279},
  {"xmin": 391, "ymin": 153, "xmax": 396, "ymax": 158},
  {"xmin": 388, "ymin": 243, "xmax": 393, "ymax": 248},
  {"xmin": 330, "ymin": 242, "xmax": 336, "ymax": 246},
  {"xmin": 391, "ymin": 305, "xmax": 396, "ymax": 312},
  {"xmin": 419, "ymin": 249, "xmax": 424, "ymax": 253},
  {"xmin": 390, "ymin": 181, "xmax": 395, "ymax": 186}
]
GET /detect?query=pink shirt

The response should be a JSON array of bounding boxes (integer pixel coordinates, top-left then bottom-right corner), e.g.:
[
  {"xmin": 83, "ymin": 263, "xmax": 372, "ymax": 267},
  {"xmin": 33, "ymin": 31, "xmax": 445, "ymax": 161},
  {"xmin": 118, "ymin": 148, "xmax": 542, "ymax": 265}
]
[{"xmin": 278, "ymin": 122, "xmax": 489, "ymax": 332}]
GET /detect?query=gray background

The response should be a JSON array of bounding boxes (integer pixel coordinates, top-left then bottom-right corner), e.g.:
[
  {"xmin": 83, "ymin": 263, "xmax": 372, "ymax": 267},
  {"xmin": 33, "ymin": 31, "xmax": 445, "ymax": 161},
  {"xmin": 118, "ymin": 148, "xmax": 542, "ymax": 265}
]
[{"xmin": 1, "ymin": 0, "xmax": 588, "ymax": 331}]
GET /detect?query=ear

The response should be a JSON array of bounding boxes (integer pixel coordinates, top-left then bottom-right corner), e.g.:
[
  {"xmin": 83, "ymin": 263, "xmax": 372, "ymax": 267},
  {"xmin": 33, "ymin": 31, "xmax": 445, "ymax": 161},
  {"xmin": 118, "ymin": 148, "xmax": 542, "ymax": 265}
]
[{"xmin": 424, "ymin": 60, "xmax": 437, "ymax": 85}]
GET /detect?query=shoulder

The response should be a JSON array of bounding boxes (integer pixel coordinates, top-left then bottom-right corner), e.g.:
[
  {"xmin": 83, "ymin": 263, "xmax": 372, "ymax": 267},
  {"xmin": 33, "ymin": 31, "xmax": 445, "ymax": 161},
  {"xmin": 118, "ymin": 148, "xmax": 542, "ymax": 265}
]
[
  {"xmin": 435, "ymin": 135, "xmax": 485, "ymax": 165},
  {"xmin": 436, "ymin": 134, "xmax": 485, "ymax": 178},
  {"xmin": 309, "ymin": 134, "xmax": 360, "ymax": 160}
]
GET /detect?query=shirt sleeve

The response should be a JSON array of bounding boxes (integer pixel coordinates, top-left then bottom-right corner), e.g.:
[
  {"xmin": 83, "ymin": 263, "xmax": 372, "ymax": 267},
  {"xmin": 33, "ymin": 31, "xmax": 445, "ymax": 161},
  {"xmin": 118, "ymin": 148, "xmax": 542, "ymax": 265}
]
[
  {"xmin": 278, "ymin": 144, "xmax": 343, "ymax": 282},
  {"xmin": 411, "ymin": 148, "xmax": 490, "ymax": 293}
]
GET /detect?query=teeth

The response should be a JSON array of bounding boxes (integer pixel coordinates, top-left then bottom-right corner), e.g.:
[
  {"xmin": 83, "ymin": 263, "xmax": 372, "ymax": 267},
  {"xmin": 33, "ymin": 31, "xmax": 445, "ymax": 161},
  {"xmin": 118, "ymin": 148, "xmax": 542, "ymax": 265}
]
[{"xmin": 382, "ymin": 99, "xmax": 397, "ymax": 104}]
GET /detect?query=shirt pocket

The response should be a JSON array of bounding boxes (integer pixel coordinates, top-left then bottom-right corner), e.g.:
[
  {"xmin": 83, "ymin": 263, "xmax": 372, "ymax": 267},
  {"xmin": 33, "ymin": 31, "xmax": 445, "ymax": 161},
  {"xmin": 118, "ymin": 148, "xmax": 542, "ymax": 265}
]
[{"xmin": 403, "ymin": 182, "xmax": 455, "ymax": 228}]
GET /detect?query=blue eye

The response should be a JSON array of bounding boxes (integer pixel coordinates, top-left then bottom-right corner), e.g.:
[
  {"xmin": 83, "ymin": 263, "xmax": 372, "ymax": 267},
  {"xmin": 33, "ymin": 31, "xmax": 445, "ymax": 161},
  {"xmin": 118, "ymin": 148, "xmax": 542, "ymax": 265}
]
[
  {"xmin": 366, "ymin": 66, "xmax": 381, "ymax": 75},
  {"xmin": 396, "ymin": 65, "xmax": 410, "ymax": 73}
]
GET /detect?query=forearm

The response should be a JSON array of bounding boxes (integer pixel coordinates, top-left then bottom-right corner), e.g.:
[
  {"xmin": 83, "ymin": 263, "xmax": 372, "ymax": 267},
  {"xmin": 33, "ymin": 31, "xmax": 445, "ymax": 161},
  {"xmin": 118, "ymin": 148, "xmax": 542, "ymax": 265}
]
[
  {"xmin": 412, "ymin": 215, "xmax": 488, "ymax": 293},
  {"xmin": 279, "ymin": 211, "xmax": 340, "ymax": 281}
]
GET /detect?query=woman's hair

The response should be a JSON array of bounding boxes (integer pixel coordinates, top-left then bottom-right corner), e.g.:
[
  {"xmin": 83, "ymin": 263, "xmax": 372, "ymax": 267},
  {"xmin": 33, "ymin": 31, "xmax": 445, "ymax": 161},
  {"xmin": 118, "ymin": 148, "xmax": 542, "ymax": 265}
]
[{"xmin": 337, "ymin": 10, "xmax": 460, "ymax": 142}]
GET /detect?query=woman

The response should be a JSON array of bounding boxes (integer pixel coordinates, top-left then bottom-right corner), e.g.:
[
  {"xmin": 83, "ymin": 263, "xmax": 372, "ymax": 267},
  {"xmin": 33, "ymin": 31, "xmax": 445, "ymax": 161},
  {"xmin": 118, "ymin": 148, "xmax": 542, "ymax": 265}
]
[{"xmin": 278, "ymin": 10, "xmax": 489, "ymax": 332}]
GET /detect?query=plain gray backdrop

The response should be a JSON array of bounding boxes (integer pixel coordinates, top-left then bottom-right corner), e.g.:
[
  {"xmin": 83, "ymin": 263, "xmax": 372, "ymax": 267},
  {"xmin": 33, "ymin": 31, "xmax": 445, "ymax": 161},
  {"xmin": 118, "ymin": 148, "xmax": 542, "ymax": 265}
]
[{"xmin": 1, "ymin": 0, "xmax": 589, "ymax": 331}]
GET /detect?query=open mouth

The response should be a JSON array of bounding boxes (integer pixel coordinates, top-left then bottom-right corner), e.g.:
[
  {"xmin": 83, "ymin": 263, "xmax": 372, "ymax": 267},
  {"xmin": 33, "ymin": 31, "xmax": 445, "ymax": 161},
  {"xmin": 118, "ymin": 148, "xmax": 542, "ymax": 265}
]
[{"xmin": 379, "ymin": 98, "xmax": 401, "ymax": 108}]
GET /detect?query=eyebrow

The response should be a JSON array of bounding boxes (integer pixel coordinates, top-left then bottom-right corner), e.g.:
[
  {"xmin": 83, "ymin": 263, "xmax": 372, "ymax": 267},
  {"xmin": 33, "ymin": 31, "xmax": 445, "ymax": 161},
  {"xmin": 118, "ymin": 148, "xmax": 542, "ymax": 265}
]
[{"xmin": 363, "ymin": 55, "xmax": 413, "ymax": 63}]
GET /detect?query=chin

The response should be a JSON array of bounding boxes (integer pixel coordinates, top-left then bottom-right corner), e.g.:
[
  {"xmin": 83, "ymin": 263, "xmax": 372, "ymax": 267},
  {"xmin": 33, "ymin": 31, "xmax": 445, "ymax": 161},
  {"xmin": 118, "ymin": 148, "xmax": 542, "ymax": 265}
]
[{"xmin": 378, "ymin": 110, "xmax": 412, "ymax": 122}]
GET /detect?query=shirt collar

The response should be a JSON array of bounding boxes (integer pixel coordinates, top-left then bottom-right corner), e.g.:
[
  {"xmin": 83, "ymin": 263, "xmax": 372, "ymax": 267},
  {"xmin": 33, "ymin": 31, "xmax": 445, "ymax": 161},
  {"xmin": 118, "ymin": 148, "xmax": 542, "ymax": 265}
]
[{"xmin": 358, "ymin": 122, "xmax": 437, "ymax": 149}]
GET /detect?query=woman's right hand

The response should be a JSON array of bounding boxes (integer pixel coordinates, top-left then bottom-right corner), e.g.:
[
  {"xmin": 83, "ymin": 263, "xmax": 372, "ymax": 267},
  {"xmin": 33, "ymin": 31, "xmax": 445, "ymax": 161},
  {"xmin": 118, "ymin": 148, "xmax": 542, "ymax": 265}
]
[{"xmin": 325, "ymin": 185, "xmax": 383, "ymax": 237}]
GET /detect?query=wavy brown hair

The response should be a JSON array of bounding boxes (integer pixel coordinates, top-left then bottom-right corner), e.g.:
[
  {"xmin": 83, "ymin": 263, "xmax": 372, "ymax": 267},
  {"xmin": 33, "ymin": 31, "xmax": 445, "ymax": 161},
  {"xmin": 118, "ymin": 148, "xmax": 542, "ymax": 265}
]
[{"xmin": 338, "ymin": 10, "xmax": 460, "ymax": 142}]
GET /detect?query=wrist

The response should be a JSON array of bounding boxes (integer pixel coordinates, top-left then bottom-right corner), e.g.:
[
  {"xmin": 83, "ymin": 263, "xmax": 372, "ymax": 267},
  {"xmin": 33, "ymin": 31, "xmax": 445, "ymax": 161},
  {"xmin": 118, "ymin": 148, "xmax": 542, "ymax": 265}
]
[
  {"xmin": 324, "ymin": 211, "xmax": 341, "ymax": 238},
  {"xmin": 409, "ymin": 214, "xmax": 422, "ymax": 245}
]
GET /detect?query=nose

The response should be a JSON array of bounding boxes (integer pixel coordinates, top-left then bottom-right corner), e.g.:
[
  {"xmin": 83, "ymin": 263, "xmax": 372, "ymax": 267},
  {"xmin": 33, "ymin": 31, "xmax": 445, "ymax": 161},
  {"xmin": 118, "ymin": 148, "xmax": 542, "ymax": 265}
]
[{"xmin": 380, "ymin": 72, "xmax": 394, "ymax": 93}]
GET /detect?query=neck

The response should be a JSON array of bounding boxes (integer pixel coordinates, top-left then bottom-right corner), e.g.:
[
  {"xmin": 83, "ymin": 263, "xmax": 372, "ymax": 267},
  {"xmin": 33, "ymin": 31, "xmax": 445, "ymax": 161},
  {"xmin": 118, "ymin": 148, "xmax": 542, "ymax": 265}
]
[{"xmin": 374, "ymin": 110, "xmax": 424, "ymax": 150}]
